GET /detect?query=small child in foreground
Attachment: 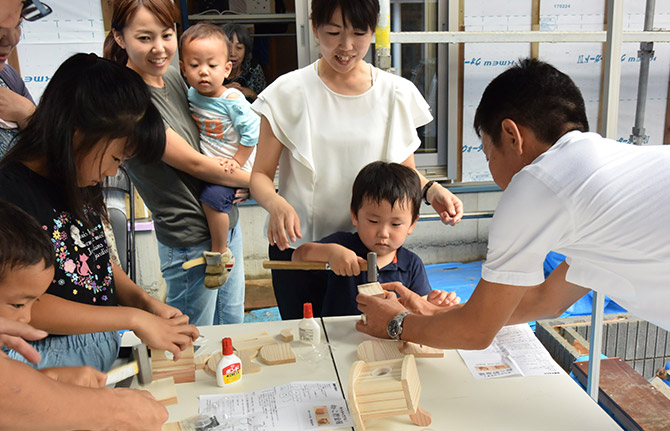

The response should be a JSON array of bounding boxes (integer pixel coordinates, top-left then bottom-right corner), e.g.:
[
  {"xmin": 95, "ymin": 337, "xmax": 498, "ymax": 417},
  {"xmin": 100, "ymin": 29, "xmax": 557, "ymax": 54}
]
[
  {"xmin": 180, "ymin": 23, "xmax": 260, "ymax": 287},
  {"xmin": 293, "ymin": 162, "xmax": 460, "ymax": 316},
  {"xmin": 0, "ymin": 200, "xmax": 107, "ymax": 387}
]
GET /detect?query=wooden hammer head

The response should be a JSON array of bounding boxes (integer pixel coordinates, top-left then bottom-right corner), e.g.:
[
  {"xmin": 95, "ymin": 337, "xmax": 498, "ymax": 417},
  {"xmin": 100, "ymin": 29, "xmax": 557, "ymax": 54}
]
[{"xmin": 132, "ymin": 344, "xmax": 152, "ymax": 385}]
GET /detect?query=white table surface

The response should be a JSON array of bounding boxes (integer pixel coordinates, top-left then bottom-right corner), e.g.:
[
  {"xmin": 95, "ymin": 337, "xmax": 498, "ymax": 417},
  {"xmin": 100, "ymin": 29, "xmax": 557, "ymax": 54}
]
[
  {"xmin": 142, "ymin": 319, "xmax": 349, "ymax": 426},
  {"xmin": 126, "ymin": 317, "xmax": 623, "ymax": 430},
  {"xmin": 322, "ymin": 315, "xmax": 623, "ymax": 431}
]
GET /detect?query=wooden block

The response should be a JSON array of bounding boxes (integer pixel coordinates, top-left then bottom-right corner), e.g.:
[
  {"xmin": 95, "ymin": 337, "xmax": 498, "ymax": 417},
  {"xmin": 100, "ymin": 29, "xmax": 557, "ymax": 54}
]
[
  {"xmin": 357, "ymin": 282, "xmax": 385, "ymax": 298},
  {"xmin": 161, "ymin": 422, "xmax": 181, "ymax": 431},
  {"xmin": 399, "ymin": 341, "xmax": 444, "ymax": 358},
  {"xmin": 357, "ymin": 339, "xmax": 404, "ymax": 362},
  {"xmin": 572, "ymin": 358, "xmax": 670, "ymax": 431},
  {"xmin": 152, "ymin": 367, "xmax": 195, "ymax": 384},
  {"xmin": 357, "ymin": 340, "xmax": 443, "ymax": 362},
  {"xmin": 151, "ymin": 346, "xmax": 194, "ymax": 369},
  {"xmin": 231, "ymin": 331, "xmax": 278, "ymax": 352},
  {"xmin": 151, "ymin": 346, "xmax": 195, "ymax": 384},
  {"xmin": 280, "ymin": 328, "xmax": 294, "ymax": 342},
  {"xmin": 238, "ymin": 349, "xmax": 262, "ymax": 374},
  {"xmin": 259, "ymin": 343, "xmax": 296, "ymax": 365},
  {"xmin": 144, "ymin": 377, "xmax": 178, "ymax": 406}
]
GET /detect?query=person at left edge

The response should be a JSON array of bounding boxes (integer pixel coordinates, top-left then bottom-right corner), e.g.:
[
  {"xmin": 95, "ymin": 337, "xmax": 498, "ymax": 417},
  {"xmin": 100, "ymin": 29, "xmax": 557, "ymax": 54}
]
[{"xmin": 0, "ymin": 53, "xmax": 199, "ymax": 371}]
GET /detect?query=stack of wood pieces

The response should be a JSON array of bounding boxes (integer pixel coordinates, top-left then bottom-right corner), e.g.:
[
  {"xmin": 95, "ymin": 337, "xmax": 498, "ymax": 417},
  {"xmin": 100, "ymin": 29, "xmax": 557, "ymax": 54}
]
[
  {"xmin": 357, "ymin": 339, "xmax": 443, "ymax": 362},
  {"xmin": 357, "ymin": 282, "xmax": 385, "ymax": 298},
  {"xmin": 151, "ymin": 346, "xmax": 195, "ymax": 383}
]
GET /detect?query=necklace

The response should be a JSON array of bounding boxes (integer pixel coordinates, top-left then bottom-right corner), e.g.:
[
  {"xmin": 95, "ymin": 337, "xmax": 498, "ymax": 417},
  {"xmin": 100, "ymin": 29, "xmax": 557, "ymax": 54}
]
[{"xmin": 161, "ymin": 83, "xmax": 169, "ymax": 102}]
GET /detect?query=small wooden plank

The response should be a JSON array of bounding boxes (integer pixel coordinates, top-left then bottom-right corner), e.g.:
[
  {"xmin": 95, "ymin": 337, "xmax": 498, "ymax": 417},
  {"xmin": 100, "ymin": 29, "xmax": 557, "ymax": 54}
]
[
  {"xmin": 357, "ymin": 340, "xmax": 443, "ymax": 362},
  {"xmin": 280, "ymin": 328, "xmax": 294, "ymax": 342},
  {"xmin": 357, "ymin": 340, "xmax": 404, "ymax": 362},
  {"xmin": 232, "ymin": 331, "xmax": 278, "ymax": 352},
  {"xmin": 259, "ymin": 343, "xmax": 296, "ymax": 365},
  {"xmin": 152, "ymin": 367, "xmax": 195, "ymax": 384},
  {"xmin": 572, "ymin": 358, "xmax": 670, "ymax": 431},
  {"xmin": 144, "ymin": 377, "xmax": 178, "ymax": 406},
  {"xmin": 357, "ymin": 282, "xmax": 385, "ymax": 298},
  {"xmin": 161, "ymin": 422, "xmax": 181, "ymax": 431},
  {"xmin": 398, "ymin": 342, "xmax": 444, "ymax": 358}
]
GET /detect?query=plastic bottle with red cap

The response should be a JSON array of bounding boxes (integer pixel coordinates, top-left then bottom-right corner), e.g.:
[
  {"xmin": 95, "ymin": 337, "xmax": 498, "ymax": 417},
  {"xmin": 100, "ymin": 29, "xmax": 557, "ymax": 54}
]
[
  {"xmin": 216, "ymin": 337, "xmax": 241, "ymax": 387},
  {"xmin": 298, "ymin": 302, "xmax": 321, "ymax": 345}
]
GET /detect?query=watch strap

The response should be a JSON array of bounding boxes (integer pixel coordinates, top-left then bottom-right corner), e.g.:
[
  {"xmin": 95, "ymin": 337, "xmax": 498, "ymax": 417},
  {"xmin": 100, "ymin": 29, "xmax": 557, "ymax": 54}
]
[{"xmin": 422, "ymin": 181, "xmax": 435, "ymax": 206}]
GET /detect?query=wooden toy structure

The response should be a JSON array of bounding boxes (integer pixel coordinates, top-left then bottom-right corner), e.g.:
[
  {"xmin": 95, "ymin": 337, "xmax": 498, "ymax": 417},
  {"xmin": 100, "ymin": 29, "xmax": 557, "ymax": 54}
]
[{"xmin": 348, "ymin": 354, "xmax": 431, "ymax": 430}]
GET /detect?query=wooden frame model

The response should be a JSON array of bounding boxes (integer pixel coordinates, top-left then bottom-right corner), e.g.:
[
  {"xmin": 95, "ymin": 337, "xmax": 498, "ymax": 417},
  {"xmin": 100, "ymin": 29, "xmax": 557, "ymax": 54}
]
[{"xmin": 348, "ymin": 354, "xmax": 431, "ymax": 430}]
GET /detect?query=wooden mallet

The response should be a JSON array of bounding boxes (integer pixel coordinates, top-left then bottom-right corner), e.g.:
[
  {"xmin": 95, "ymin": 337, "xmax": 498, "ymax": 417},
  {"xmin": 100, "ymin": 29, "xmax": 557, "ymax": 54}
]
[
  {"xmin": 263, "ymin": 251, "xmax": 378, "ymax": 282},
  {"xmin": 106, "ymin": 344, "xmax": 152, "ymax": 386}
]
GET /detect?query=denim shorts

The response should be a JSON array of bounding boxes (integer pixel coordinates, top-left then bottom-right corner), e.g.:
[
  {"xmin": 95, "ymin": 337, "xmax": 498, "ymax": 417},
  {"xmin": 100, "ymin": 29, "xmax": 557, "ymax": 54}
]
[
  {"xmin": 8, "ymin": 331, "xmax": 121, "ymax": 372},
  {"xmin": 200, "ymin": 183, "xmax": 236, "ymax": 213}
]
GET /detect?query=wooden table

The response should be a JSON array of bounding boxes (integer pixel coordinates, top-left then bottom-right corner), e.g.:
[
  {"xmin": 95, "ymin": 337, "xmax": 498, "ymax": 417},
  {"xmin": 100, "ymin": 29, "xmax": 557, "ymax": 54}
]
[{"xmin": 126, "ymin": 317, "xmax": 623, "ymax": 430}]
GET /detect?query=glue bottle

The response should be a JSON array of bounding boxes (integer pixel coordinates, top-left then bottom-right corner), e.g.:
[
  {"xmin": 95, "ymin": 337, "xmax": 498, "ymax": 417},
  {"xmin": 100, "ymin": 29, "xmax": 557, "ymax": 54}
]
[
  {"xmin": 216, "ymin": 337, "xmax": 241, "ymax": 387},
  {"xmin": 298, "ymin": 302, "xmax": 321, "ymax": 345}
]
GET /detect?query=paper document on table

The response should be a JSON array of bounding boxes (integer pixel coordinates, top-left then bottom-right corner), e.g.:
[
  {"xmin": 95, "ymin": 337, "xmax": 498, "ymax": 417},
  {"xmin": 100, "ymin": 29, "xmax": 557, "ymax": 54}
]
[
  {"xmin": 458, "ymin": 324, "xmax": 563, "ymax": 379},
  {"xmin": 198, "ymin": 381, "xmax": 353, "ymax": 430}
]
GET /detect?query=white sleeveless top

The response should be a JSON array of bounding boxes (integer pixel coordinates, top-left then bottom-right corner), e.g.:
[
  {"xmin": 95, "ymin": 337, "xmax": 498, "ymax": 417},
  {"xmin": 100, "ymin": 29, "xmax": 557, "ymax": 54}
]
[{"xmin": 252, "ymin": 60, "xmax": 432, "ymax": 245}]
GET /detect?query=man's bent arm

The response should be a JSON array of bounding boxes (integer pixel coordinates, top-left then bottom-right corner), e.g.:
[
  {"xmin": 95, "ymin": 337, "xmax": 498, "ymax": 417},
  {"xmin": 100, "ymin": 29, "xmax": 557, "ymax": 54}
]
[{"xmin": 0, "ymin": 356, "xmax": 167, "ymax": 431}]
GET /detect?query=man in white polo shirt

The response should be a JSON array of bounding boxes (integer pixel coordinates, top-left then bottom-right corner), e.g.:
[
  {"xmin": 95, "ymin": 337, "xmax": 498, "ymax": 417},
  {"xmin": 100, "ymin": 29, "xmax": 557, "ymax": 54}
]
[{"xmin": 357, "ymin": 58, "xmax": 670, "ymax": 347}]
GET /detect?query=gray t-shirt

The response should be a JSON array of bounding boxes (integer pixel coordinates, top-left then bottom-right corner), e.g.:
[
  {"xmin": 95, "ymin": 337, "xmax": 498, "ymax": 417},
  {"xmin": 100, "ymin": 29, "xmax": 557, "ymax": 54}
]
[{"xmin": 125, "ymin": 66, "xmax": 237, "ymax": 247}]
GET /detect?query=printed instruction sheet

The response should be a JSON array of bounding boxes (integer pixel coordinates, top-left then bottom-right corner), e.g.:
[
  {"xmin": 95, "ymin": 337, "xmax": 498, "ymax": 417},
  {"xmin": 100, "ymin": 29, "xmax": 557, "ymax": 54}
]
[
  {"xmin": 458, "ymin": 324, "xmax": 563, "ymax": 380},
  {"xmin": 196, "ymin": 381, "xmax": 353, "ymax": 431}
]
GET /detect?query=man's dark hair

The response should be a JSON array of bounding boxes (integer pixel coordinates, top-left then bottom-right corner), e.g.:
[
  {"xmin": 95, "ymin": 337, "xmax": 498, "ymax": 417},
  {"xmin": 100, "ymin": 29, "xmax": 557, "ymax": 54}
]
[
  {"xmin": 474, "ymin": 58, "xmax": 589, "ymax": 147},
  {"xmin": 0, "ymin": 200, "xmax": 54, "ymax": 283},
  {"xmin": 311, "ymin": 0, "xmax": 379, "ymax": 32},
  {"xmin": 351, "ymin": 162, "xmax": 421, "ymax": 223}
]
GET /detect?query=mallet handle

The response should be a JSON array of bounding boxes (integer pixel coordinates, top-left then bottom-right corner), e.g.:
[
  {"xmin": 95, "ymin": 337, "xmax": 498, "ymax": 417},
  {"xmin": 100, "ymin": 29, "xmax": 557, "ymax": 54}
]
[{"xmin": 262, "ymin": 260, "xmax": 368, "ymax": 271}]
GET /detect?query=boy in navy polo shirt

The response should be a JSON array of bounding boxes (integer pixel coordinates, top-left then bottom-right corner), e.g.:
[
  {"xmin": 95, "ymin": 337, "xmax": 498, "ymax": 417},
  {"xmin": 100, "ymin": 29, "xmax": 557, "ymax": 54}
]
[{"xmin": 292, "ymin": 162, "xmax": 460, "ymax": 316}]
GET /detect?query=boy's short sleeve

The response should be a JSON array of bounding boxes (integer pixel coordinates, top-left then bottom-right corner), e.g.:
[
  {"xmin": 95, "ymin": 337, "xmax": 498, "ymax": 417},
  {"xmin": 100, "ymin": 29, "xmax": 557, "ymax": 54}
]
[{"xmin": 401, "ymin": 249, "xmax": 432, "ymax": 296}]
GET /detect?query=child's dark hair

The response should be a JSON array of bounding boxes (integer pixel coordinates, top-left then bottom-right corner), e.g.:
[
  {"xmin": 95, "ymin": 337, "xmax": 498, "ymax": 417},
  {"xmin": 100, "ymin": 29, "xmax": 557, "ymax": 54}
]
[
  {"xmin": 1, "ymin": 53, "xmax": 165, "ymax": 226},
  {"xmin": 0, "ymin": 200, "xmax": 54, "ymax": 283},
  {"xmin": 180, "ymin": 22, "xmax": 231, "ymax": 57},
  {"xmin": 103, "ymin": 0, "xmax": 180, "ymax": 66},
  {"xmin": 222, "ymin": 23, "xmax": 252, "ymax": 62},
  {"xmin": 473, "ymin": 58, "xmax": 589, "ymax": 147},
  {"xmin": 311, "ymin": 0, "xmax": 379, "ymax": 32},
  {"xmin": 351, "ymin": 162, "xmax": 421, "ymax": 222}
]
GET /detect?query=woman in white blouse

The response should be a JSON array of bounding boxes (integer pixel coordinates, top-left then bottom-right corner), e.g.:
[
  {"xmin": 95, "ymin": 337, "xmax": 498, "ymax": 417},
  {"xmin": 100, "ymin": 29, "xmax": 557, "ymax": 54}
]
[{"xmin": 250, "ymin": 0, "xmax": 463, "ymax": 319}]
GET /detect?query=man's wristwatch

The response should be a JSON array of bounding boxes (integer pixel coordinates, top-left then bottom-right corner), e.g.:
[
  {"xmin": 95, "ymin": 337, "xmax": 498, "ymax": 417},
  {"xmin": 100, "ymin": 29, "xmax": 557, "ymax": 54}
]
[
  {"xmin": 422, "ymin": 181, "xmax": 435, "ymax": 206},
  {"xmin": 387, "ymin": 311, "xmax": 411, "ymax": 340}
]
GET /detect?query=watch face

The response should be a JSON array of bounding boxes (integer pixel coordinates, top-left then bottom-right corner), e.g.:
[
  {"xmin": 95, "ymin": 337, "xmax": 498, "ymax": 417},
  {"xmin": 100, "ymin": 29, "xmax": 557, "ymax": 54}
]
[{"xmin": 387, "ymin": 319, "xmax": 401, "ymax": 338}]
